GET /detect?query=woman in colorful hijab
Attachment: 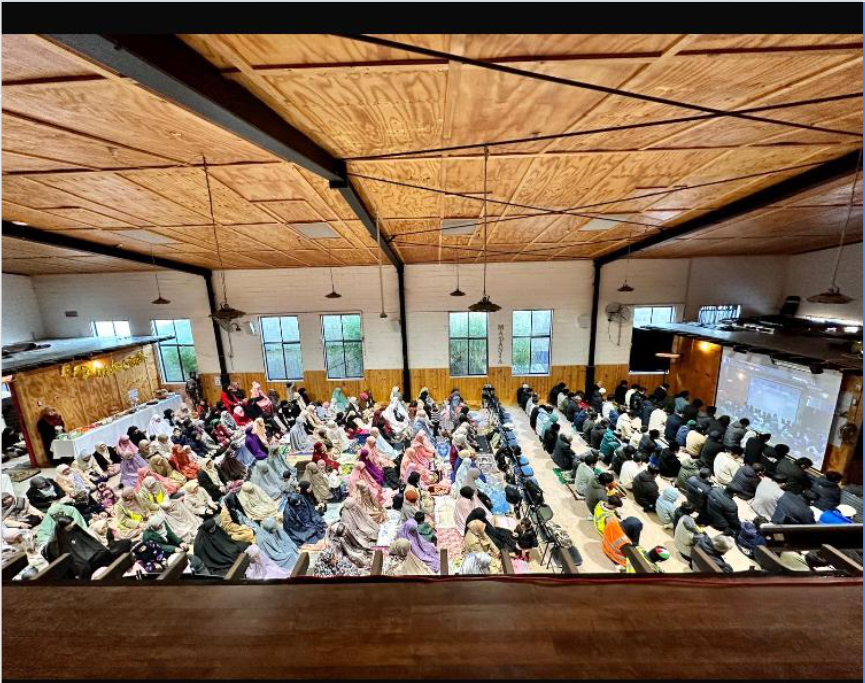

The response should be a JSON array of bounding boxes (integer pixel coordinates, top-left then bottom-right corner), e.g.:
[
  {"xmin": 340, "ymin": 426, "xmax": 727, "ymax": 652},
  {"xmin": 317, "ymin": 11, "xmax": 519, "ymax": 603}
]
[
  {"xmin": 142, "ymin": 513, "xmax": 187, "ymax": 555},
  {"xmin": 220, "ymin": 443, "xmax": 249, "ymax": 482},
  {"xmin": 358, "ymin": 447, "xmax": 386, "ymax": 487},
  {"xmin": 282, "ymin": 491, "xmax": 327, "ymax": 546},
  {"xmin": 326, "ymin": 420, "xmax": 351, "ymax": 453},
  {"xmin": 251, "ymin": 460, "xmax": 284, "ymax": 500},
  {"xmin": 136, "ymin": 475, "xmax": 172, "ymax": 514},
  {"xmin": 331, "ymin": 387, "xmax": 350, "ymax": 413},
  {"xmin": 340, "ymin": 497, "xmax": 379, "ymax": 546},
  {"xmin": 289, "ymin": 412, "xmax": 312, "ymax": 453},
  {"xmin": 383, "ymin": 537, "xmax": 434, "ymax": 576},
  {"xmin": 149, "ymin": 454, "xmax": 188, "ymax": 487},
  {"xmin": 197, "ymin": 457, "xmax": 226, "ymax": 502},
  {"xmin": 368, "ymin": 426, "xmax": 396, "ymax": 458},
  {"xmin": 25, "ymin": 476, "xmax": 64, "ymax": 513},
  {"xmin": 464, "ymin": 518, "xmax": 500, "ymax": 573},
  {"xmin": 397, "ymin": 517, "xmax": 439, "ymax": 573},
  {"xmin": 348, "ymin": 458, "xmax": 386, "ymax": 505},
  {"xmin": 72, "ymin": 452, "xmax": 107, "ymax": 485},
  {"xmin": 256, "ymin": 516, "xmax": 300, "ymax": 571},
  {"xmin": 220, "ymin": 492, "xmax": 257, "ymax": 544},
  {"xmin": 312, "ymin": 442, "xmax": 339, "ymax": 471},
  {"xmin": 117, "ymin": 436, "xmax": 148, "ymax": 489},
  {"xmin": 328, "ymin": 522, "xmax": 373, "ymax": 570},
  {"xmin": 454, "ymin": 485, "xmax": 490, "ymax": 534},
  {"xmin": 135, "ymin": 462, "xmax": 181, "ymax": 496},
  {"xmin": 232, "ymin": 405, "xmax": 251, "ymax": 428},
  {"xmin": 400, "ymin": 446, "xmax": 433, "ymax": 485},
  {"xmin": 468, "ymin": 468, "xmax": 509, "ymax": 515},
  {"xmin": 194, "ymin": 517, "xmax": 249, "ymax": 576},
  {"xmin": 267, "ymin": 447, "xmax": 292, "ymax": 478},
  {"xmin": 313, "ymin": 545, "xmax": 360, "ymax": 577},
  {"xmin": 351, "ymin": 480, "xmax": 387, "ymax": 524},
  {"xmin": 159, "ymin": 496, "xmax": 201, "ymax": 543},
  {"xmin": 245, "ymin": 423, "xmax": 269, "ymax": 461},
  {"xmin": 301, "ymin": 461, "xmax": 332, "ymax": 506},
  {"xmin": 245, "ymin": 543, "xmax": 291, "ymax": 580},
  {"xmin": 55, "ymin": 464, "xmax": 90, "ymax": 497},
  {"xmin": 237, "ymin": 481, "xmax": 281, "ymax": 523},
  {"xmin": 112, "ymin": 487, "xmax": 147, "ymax": 539},
  {"xmin": 147, "ymin": 414, "xmax": 173, "ymax": 439},
  {"xmin": 182, "ymin": 480, "xmax": 217, "ymax": 516},
  {"xmin": 250, "ymin": 381, "xmax": 274, "ymax": 415}
]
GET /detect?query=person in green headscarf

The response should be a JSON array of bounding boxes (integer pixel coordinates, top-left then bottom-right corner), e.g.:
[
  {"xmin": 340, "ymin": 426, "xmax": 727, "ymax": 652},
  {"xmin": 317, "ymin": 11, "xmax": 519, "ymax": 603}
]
[
  {"xmin": 599, "ymin": 422, "xmax": 620, "ymax": 463},
  {"xmin": 331, "ymin": 387, "xmax": 350, "ymax": 413},
  {"xmin": 34, "ymin": 503, "xmax": 87, "ymax": 547}
]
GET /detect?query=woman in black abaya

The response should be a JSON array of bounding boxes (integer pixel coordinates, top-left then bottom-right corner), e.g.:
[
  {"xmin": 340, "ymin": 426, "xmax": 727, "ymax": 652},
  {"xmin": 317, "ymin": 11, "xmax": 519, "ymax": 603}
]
[
  {"xmin": 43, "ymin": 514, "xmax": 124, "ymax": 579},
  {"xmin": 193, "ymin": 517, "xmax": 249, "ymax": 576}
]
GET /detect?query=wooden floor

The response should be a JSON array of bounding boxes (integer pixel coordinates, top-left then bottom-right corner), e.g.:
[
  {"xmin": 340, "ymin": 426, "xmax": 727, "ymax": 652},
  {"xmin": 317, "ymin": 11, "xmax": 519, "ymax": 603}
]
[{"xmin": 3, "ymin": 575, "xmax": 862, "ymax": 680}]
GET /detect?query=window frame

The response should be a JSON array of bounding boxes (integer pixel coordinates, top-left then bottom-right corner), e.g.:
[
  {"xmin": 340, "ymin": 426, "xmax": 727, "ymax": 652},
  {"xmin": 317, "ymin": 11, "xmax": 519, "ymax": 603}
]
[
  {"xmin": 150, "ymin": 319, "xmax": 199, "ymax": 385},
  {"xmin": 632, "ymin": 305, "xmax": 678, "ymax": 329},
  {"xmin": 448, "ymin": 311, "xmax": 489, "ymax": 378},
  {"xmin": 259, "ymin": 315, "xmax": 305, "ymax": 382},
  {"xmin": 511, "ymin": 309, "xmax": 553, "ymax": 376},
  {"xmin": 91, "ymin": 320, "xmax": 131, "ymax": 338},
  {"xmin": 698, "ymin": 304, "xmax": 742, "ymax": 325},
  {"xmin": 320, "ymin": 313, "xmax": 365, "ymax": 381}
]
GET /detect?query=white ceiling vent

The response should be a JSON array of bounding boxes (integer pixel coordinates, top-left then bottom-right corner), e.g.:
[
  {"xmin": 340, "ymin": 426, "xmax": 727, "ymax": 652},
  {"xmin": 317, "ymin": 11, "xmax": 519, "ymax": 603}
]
[
  {"xmin": 441, "ymin": 218, "xmax": 478, "ymax": 236},
  {"xmin": 291, "ymin": 222, "xmax": 339, "ymax": 239},
  {"xmin": 121, "ymin": 229, "xmax": 177, "ymax": 244},
  {"xmin": 579, "ymin": 214, "xmax": 633, "ymax": 232}
]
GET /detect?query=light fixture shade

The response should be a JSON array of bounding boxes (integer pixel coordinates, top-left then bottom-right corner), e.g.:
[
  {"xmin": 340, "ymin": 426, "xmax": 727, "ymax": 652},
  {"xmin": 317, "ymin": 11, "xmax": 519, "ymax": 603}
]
[
  {"xmin": 379, "ymin": 311, "xmax": 388, "ymax": 319},
  {"xmin": 152, "ymin": 296, "xmax": 171, "ymax": 305},
  {"xmin": 807, "ymin": 286, "xmax": 854, "ymax": 305},
  {"xmin": 325, "ymin": 289, "xmax": 342, "ymax": 299},
  {"xmin": 617, "ymin": 282, "xmax": 635, "ymax": 293},
  {"xmin": 450, "ymin": 287, "xmax": 466, "ymax": 297},
  {"xmin": 468, "ymin": 295, "xmax": 501, "ymax": 313},
  {"xmin": 211, "ymin": 302, "xmax": 247, "ymax": 321}
]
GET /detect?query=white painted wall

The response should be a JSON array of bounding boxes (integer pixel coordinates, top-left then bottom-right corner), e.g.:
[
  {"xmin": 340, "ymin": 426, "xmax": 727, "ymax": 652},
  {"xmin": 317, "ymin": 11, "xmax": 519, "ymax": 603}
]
[
  {"xmin": 213, "ymin": 267, "xmax": 402, "ymax": 373},
  {"xmin": 1, "ymin": 274, "xmax": 45, "ymax": 344},
  {"xmin": 405, "ymin": 262, "xmax": 595, "ymax": 369},
  {"xmin": 784, "ymin": 243, "xmax": 863, "ymax": 324},
  {"xmin": 595, "ymin": 255, "xmax": 790, "ymax": 364},
  {"xmin": 22, "ymin": 253, "xmax": 811, "ymax": 377},
  {"xmin": 32, "ymin": 271, "xmax": 220, "ymax": 375}
]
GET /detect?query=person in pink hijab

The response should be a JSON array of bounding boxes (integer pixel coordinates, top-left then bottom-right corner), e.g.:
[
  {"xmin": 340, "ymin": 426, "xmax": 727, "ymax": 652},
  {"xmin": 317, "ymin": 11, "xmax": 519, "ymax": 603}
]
[
  {"xmin": 400, "ymin": 446, "xmax": 434, "ymax": 486},
  {"xmin": 348, "ymin": 453, "xmax": 387, "ymax": 505},
  {"xmin": 250, "ymin": 381, "xmax": 274, "ymax": 416},
  {"xmin": 117, "ymin": 436, "xmax": 147, "ymax": 489},
  {"xmin": 412, "ymin": 432, "xmax": 436, "ymax": 460}
]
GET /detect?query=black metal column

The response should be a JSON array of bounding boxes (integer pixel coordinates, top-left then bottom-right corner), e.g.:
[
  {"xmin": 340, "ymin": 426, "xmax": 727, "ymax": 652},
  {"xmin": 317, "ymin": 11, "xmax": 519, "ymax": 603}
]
[
  {"xmin": 585, "ymin": 260, "xmax": 602, "ymax": 395},
  {"xmin": 397, "ymin": 267, "xmax": 411, "ymax": 398}
]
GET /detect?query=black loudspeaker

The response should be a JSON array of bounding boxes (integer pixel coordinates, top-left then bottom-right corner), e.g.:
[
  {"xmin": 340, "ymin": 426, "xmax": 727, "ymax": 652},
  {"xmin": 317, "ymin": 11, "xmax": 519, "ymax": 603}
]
[{"xmin": 780, "ymin": 296, "xmax": 801, "ymax": 316}]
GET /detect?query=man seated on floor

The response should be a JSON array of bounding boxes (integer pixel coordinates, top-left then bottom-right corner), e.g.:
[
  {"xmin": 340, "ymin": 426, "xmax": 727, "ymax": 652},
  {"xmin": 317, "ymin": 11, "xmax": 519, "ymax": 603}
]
[{"xmin": 632, "ymin": 464, "xmax": 661, "ymax": 512}]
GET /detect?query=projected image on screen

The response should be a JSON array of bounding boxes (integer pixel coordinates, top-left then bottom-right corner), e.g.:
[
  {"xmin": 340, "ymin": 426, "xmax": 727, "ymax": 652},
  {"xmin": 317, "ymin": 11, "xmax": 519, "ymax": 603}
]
[{"xmin": 715, "ymin": 348, "xmax": 843, "ymax": 468}]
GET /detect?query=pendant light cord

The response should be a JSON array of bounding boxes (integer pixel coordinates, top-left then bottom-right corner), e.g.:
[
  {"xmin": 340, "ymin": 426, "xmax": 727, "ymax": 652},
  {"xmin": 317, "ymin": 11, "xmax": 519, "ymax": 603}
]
[
  {"xmin": 482, "ymin": 145, "xmax": 489, "ymax": 296},
  {"xmin": 829, "ymin": 148, "xmax": 862, "ymax": 289},
  {"xmin": 151, "ymin": 246, "xmax": 163, "ymax": 297},
  {"xmin": 202, "ymin": 156, "xmax": 228, "ymax": 305},
  {"xmin": 377, "ymin": 213, "xmax": 386, "ymax": 315}
]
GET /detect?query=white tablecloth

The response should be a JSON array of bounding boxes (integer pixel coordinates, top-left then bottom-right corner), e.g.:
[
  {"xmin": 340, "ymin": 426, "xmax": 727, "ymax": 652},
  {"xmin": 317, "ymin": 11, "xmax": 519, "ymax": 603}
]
[{"xmin": 50, "ymin": 395, "xmax": 184, "ymax": 459}]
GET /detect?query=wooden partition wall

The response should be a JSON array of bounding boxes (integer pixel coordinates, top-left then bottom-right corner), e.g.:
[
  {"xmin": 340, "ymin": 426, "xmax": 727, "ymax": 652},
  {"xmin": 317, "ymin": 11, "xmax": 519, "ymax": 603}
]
[{"xmin": 12, "ymin": 345, "xmax": 161, "ymax": 466}]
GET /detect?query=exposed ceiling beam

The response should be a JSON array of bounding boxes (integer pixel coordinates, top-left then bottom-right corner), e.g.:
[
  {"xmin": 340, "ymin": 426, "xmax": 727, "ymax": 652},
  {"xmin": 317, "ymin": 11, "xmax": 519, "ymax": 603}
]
[
  {"xmin": 43, "ymin": 34, "xmax": 404, "ymax": 272},
  {"xmin": 594, "ymin": 149, "xmax": 863, "ymax": 266},
  {"xmin": 3, "ymin": 221, "xmax": 211, "ymax": 277}
]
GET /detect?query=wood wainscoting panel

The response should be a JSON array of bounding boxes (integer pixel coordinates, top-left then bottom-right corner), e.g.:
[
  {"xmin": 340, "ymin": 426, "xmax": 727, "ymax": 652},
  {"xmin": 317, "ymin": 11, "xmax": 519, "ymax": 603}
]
[{"xmin": 13, "ymin": 344, "xmax": 161, "ymax": 467}]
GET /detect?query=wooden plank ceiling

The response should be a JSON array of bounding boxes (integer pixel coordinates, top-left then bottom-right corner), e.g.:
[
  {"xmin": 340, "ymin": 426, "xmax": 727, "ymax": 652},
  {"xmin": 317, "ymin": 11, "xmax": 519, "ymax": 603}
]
[{"xmin": 2, "ymin": 33, "xmax": 862, "ymax": 273}]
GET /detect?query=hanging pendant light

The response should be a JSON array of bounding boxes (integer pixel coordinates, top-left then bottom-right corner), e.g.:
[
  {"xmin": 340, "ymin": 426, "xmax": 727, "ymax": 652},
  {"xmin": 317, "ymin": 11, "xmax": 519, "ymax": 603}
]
[
  {"xmin": 376, "ymin": 214, "xmax": 388, "ymax": 317},
  {"xmin": 468, "ymin": 147, "xmax": 501, "ymax": 313},
  {"xmin": 150, "ymin": 246, "xmax": 171, "ymax": 305},
  {"xmin": 324, "ymin": 236, "xmax": 341, "ymax": 298},
  {"xmin": 617, "ymin": 224, "xmax": 635, "ymax": 292},
  {"xmin": 450, "ymin": 251, "xmax": 466, "ymax": 297},
  {"xmin": 202, "ymin": 157, "xmax": 246, "ymax": 328},
  {"xmin": 807, "ymin": 151, "xmax": 861, "ymax": 305}
]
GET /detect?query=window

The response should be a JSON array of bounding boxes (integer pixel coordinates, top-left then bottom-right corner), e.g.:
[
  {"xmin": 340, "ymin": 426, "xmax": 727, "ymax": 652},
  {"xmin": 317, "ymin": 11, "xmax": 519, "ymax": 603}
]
[
  {"xmin": 260, "ymin": 316, "xmax": 304, "ymax": 381},
  {"xmin": 512, "ymin": 310, "xmax": 552, "ymax": 375},
  {"xmin": 449, "ymin": 312, "xmax": 488, "ymax": 376},
  {"xmin": 633, "ymin": 305, "xmax": 676, "ymax": 329},
  {"xmin": 321, "ymin": 314, "xmax": 364, "ymax": 379},
  {"xmin": 92, "ymin": 320, "xmax": 131, "ymax": 338},
  {"xmin": 698, "ymin": 304, "xmax": 742, "ymax": 325},
  {"xmin": 151, "ymin": 319, "xmax": 198, "ymax": 383}
]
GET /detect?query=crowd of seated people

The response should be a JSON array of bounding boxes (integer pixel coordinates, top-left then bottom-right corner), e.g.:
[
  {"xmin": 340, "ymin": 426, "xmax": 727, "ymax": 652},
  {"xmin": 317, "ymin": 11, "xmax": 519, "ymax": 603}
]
[
  {"xmin": 1, "ymin": 381, "xmax": 537, "ymax": 580},
  {"xmin": 517, "ymin": 378, "xmax": 860, "ymax": 574}
]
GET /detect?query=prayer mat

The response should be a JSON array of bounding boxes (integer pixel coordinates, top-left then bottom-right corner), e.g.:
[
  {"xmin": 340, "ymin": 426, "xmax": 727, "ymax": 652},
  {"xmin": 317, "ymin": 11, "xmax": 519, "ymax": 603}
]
[
  {"xmin": 434, "ymin": 495, "xmax": 456, "ymax": 529},
  {"xmin": 7, "ymin": 468, "xmax": 39, "ymax": 483},
  {"xmin": 375, "ymin": 510, "xmax": 401, "ymax": 547},
  {"xmin": 436, "ymin": 527, "xmax": 464, "ymax": 564},
  {"xmin": 552, "ymin": 467, "xmax": 575, "ymax": 486}
]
